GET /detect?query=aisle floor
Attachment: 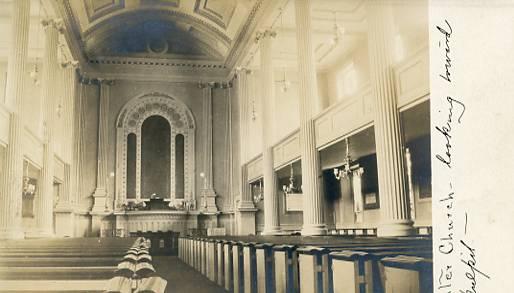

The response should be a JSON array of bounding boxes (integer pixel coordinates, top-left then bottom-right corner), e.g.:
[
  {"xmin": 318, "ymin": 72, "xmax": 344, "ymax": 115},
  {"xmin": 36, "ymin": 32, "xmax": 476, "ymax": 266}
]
[{"xmin": 152, "ymin": 256, "xmax": 227, "ymax": 293}]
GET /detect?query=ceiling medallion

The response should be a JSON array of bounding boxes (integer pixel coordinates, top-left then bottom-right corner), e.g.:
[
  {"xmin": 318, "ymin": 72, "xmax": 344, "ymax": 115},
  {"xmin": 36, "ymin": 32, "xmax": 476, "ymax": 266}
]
[{"xmin": 146, "ymin": 38, "xmax": 169, "ymax": 55}]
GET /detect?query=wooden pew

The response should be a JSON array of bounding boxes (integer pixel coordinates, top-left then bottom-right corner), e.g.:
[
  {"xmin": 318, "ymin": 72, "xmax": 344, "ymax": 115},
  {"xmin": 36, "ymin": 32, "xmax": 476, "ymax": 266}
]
[
  {"xmin": 380, "ymin": 255, "xmax": 433, "ymax": 293},
  {"xmin": 224, "ymin": 241, "xmax": 234, "ymax": 292},
  {"xmin": 242, "ymin": 242, "xmax": 258, "ymax": 293},
  {"xmin": 273, "ymin": 244, "xmax": 299, "ymax": 293},
  {"xmin": 297, "ymin": 243, "xmax": 432, "ymax": 293},
  {"xmin": 216, "ymin": 239, "xmax": 225, "ymax": 287},
  {"xmin": 329, "ymin": 250, "xmax": 432, "ymax": 293},
  {"xmin": 232, "ymin": 241, "xmax": 245, "ymax": 293},
  {"xmin": 255, "ymin": 243, "xmax": 275, "ymax": 293},
  {"xmin": 206, "ymin": 238, "xmax": 218, "ymax": 282}
]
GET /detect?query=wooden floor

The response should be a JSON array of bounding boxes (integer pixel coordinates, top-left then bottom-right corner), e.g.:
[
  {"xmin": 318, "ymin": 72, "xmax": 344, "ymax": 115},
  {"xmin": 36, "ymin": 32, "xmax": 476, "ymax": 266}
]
[{"xmin": 153, "ymin": 256, "xmax": 226, "ymax": 293}]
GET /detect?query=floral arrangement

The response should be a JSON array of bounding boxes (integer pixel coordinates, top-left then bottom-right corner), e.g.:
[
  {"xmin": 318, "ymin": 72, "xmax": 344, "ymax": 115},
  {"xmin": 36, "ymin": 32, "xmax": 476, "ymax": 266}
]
[{"xmin": 121, "ymin": 200, "xmax": 147, "ymax": 211}]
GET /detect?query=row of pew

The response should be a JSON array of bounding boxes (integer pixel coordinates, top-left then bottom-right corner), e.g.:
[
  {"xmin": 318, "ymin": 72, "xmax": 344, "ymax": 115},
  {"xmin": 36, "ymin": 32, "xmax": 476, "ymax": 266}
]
[
  {"xmin": 0, "ymin": 237, "xmax": 137, "ymax": 292},
  {"xmin": 106, "ymin": 237, "xmax": 167, "ymax": 293},
  {"xmin": 178, "ymin": 236, "xmax": 433, "ymax": 293}
]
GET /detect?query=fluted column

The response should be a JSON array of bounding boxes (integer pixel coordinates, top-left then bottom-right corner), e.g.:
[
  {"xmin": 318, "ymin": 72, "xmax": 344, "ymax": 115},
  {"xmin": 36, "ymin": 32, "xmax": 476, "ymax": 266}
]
[
  {"xmin": 73, "ymin": 78, "xmax": 90, "ymax": 212},
  {"xmin": 92, "ymin": 79, "xmax": 114, "ymax": 213},
  {"xmin": 295, "ymin": 0, "xmax": 327, "ymax": 235},
  {"xmin": 235, "ymin": 69, "xmax": 257, "ymax": 235},
  {"xmin": 366, "ymin": 2, "xmax": 413, "ymax": 236},
  {"xmin": 35, "ymin": 18, "xmax": 61, "ymax": 237},
  {"xmin": 200, "ymin": 82, "xmax": 218, "ymax": 213},
  {"xmin": 258, "ymin": 30, "xmax": 281, "ymax": 235},
  {"xmin": 237, "ymin": 69, "xmax": 255, "ymax": 210},
  {"xmin": 55, "ymin": 64, "xmax": 76, "ymax": 210},
  {"xmin": 0, "ymin": 0, "xmax": 30, "ymax": 239}
]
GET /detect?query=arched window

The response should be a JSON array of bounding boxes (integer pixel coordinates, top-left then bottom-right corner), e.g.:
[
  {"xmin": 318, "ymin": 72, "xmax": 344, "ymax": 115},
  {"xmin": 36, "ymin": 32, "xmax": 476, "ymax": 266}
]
[
  {"xmin": 175, "ymin": 134, "xmax": 185, "ymax": 199},
  {"xmin": 141, "ymin": 115, "xmax": 171, "ymax": 199},
  {"xmin": 115, "ymin": 94, "xmax": 196, "ymax": 209},
  {"xmin": 127, "ymin": 133, "xmax": 137, "ymax": 198}
]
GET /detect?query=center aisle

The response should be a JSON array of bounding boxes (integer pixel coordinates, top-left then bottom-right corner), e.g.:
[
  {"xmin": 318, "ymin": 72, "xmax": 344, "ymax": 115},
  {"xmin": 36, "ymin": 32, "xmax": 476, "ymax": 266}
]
[{"xmin": 152, "ymin": 256, "xmax": 226, "ymax": 293}]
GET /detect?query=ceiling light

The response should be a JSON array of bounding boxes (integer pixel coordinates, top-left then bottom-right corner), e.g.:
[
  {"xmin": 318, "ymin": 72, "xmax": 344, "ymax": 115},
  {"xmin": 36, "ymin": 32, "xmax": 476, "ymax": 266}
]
[{"xmin": 277, "ymin": 69, "xmax": 291, "ymax": 93}]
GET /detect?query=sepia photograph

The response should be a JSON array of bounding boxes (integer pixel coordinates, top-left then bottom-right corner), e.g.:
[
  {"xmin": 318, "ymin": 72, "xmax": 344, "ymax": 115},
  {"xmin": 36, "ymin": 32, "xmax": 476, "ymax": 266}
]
[{"xmin": 0, "ymin": 0, "xmax": 512, "ymax": 292}]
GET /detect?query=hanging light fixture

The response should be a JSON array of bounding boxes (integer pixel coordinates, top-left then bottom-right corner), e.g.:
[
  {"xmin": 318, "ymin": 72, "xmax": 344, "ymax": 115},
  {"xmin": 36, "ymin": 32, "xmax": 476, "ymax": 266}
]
[
  {"xmin": 278, "ymin": 68, "xmax": 291, "ymax": 93},
  {"xmin": 277, "ymin": 7, "xmax": 291, "ymax": 93},
  {"xmin": 29, "ymin": 0, "xmax": 43, "ymax": 86},
  {"xmin": 327, "ymin": 12, "xmax": 345, "ymax": 46},
  {"xmin": 283, "ymin": 164, "xmax": 301, "ymax": 194},
  {"xmin": 251, "ymin": 98, "xmax": 257, "ymax": 121},
  {"xmin": 334, "ymin": 137, "xmax": 354, "ymax": 180}
]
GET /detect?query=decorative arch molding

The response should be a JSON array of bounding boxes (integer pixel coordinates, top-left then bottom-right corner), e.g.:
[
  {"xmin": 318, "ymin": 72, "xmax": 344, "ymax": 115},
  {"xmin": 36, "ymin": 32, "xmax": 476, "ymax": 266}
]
[{"xmin": 115, "ymin": 92, "xmax": 196, "ymax": 210}]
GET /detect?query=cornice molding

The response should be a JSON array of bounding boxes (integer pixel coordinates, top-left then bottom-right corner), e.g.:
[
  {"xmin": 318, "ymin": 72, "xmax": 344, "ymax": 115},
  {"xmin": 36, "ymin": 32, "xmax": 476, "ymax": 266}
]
[
  {"xmin": 87, "ymin": 57, "xmax": 227, "ymax": 69},
  {"xmin": 224, "ymin": 0, "xmax": 267, "ymax": 69},
  {"xmin": 52, "ymin": 0, "xmax": 91, "ymax": 73}
]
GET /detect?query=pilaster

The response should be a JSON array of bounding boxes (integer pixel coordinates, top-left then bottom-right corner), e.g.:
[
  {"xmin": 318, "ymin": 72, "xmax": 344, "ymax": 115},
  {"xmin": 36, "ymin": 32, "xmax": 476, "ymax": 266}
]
[
  {"xmin": 91, "ymin": 79, "xmax": 115, "ymax": 214},
  {"xmin": 73, "ymin": 76, "xmax": 91, "ymax": 212},
  {"xmin": 236, "ymin": 68, "xmax": 256, "ymax": 211},
  {"xmin": 199, "ymin": 82, "xmax": 219, "ymax": 214}
]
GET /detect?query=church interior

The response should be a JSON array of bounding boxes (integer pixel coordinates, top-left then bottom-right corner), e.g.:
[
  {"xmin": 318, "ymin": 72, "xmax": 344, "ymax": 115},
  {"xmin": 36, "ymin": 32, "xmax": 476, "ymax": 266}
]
[{"xmin": 0, "ymin": 0, "xmax": 432, "ymax": 292}]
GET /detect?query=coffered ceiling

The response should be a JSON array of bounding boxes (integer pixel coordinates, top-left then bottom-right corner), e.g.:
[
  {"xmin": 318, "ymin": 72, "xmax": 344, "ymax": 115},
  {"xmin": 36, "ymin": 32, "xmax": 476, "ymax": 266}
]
[{"xmin": 65, "ymin": 0, "xmax": 253, "ymax": 61}]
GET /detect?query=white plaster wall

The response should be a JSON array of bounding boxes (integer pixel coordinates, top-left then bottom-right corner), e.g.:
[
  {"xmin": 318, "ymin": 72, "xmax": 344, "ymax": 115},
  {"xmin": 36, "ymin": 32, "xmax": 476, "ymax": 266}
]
[
  {"xmin": 273, "ymin": 69, "xmax": 300, "ymax": 144},
  {"xmin": 325, "ymin": 44, "xmax": 371, "ymax": 107}
]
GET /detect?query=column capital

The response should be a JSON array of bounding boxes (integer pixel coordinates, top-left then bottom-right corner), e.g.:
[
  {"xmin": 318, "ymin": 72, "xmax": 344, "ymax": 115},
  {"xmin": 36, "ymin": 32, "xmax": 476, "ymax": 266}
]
[
  {"xmin": 198, "ymin": 81, "xmax": 216, "ymax": 89},
  {"xmin": 77, "ymin": 71, "xmax": 96, "ymax": 85},
  {"xmin": 41, "ymin": 18, "xmax": 65, "ymax": 33},
  {"xmin": 97, "ymin": 78, "xmax": 115, "ymax": 86},
  {"xmin": 78, "ymin": 74, "xmax": 95, "ymax": 85},
  {"xmin": 60, "ymin": 59, "xmax": 79, "ymax": 69},
  {"xmin": 78, "ymin": 76, "xmax": 115, "ymax": 86},
  {"xmin": 255, "ymin": 30, "xmax": 277, "ymax": 43},
  {"xmin": 235, "ymin": 67, "xmax": 252, "ymax": 76},
  {"xmin": 198, "ymin": 81, "xmax": 232, "ymax": 89}
]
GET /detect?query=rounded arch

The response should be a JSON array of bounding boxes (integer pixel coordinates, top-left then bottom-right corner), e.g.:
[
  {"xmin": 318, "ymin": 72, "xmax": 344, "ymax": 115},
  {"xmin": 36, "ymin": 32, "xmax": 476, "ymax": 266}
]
[
  {"xmin": 116, "ymin": 92, "xmax": 196, "ymax": 131},
  {"xmin": 115, "ymin": 93, "xmax": 196, "ymax": 210}
]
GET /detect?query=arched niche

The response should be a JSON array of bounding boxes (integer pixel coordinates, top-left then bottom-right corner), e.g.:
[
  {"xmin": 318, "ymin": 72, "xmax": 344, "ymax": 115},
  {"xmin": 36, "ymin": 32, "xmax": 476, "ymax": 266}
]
[{"xmin": 115, "ymin": 93, "xmax": 196, "ymax": 209}]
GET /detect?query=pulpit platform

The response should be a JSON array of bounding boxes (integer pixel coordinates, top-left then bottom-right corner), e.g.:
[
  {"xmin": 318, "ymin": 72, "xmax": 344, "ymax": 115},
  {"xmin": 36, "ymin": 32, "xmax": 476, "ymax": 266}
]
[{"xmin": 114, "ymin": 210, "xmax": 199, "ymax": 237}]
